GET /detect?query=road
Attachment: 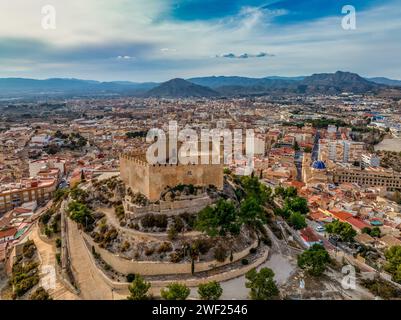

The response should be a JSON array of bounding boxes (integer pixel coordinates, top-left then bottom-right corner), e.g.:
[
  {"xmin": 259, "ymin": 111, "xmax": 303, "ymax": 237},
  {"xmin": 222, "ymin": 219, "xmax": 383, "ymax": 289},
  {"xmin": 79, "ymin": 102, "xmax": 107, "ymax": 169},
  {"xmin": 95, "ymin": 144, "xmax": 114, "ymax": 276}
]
[
  {"xmin": 29, "ymin": 223, "xmax": 79, "ymax": 300},
  {"xmin": 312, "ymin": 130, "xmax": 320, "ymax": 162},
  {"xmin": 306, "ymin": 219, "xmax": 336, "ymax": 251}
]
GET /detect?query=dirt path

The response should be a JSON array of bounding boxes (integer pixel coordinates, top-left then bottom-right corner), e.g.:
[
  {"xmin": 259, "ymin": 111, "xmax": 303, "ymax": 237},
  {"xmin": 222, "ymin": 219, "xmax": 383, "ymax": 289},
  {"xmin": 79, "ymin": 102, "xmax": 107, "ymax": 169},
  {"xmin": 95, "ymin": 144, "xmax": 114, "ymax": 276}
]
[
  {"xmin": 66, "ymin": 217, "xmax": 129, "ymax": 300},
  {"xmin": 29, "ymin": 224, "xmax": 79, "ymax": 300}
]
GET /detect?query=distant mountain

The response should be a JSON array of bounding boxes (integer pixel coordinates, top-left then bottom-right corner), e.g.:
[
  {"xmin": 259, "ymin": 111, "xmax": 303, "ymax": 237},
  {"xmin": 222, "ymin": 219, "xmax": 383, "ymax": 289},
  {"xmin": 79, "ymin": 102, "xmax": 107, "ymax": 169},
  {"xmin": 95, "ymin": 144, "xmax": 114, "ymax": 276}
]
[
  {"xmin": 144, "ymin": 78, "xmax": 218, "ymax": 98},
  {"xmin": 188, "ymin": 75, "xmax": 303, "ymax": 88},
  {"xmin": 188, "ymin": 71, "xmax": 382, "ymax": 96},
  {"xmin": 0, "ymin": 71, "xmax": 395, "ymax": 99},
  {"xmin": 296, "ymin": 71, "xmax": 382, "ymax": 94},
  {"xmin": 0, "ymin": 78, "xmax": 158, "ymax": 97},
  {"xmin": 367, "ymin": 77, "xmax": 401, "ymax": 87}
]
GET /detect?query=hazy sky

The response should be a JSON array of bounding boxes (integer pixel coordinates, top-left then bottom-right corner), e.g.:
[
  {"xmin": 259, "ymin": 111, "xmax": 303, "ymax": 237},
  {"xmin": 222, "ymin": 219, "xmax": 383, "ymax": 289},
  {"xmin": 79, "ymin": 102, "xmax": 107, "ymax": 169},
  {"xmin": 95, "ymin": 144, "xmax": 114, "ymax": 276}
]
[{"xmin": 1, "ymin": 0, "xmax": 401, "ymax": 81}]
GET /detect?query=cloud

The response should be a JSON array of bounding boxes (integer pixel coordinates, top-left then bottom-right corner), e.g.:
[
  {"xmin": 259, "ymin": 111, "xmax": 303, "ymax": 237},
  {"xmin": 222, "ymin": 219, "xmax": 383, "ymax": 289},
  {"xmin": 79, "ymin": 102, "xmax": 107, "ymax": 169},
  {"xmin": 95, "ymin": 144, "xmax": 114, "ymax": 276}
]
[
  {"xmin": 160, "ymin": 48, "xmax": 177, "ymax": 52},
  {"xmin": 116, "ymin": 55, "xmax": 135, "ymax": 60},
  {"xmin": 217, "ymin": 52, "xmax": 275, "ymax": 59},
  {"xmin": 0, "ymin": 0, "xmax": 400, "ymax": 81}
]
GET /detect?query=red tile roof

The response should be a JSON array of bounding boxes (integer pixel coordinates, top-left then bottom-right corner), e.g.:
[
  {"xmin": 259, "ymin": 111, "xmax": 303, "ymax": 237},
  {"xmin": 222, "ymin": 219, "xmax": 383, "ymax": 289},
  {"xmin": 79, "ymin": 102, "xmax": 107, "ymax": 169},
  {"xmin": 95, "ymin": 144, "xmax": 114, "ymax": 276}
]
[
  {"xmin": 300, "ymin": 227, "xmax": 320, "ymax": 243},
  {"xmin": 329, "ymin": 211, "xmax": 353, "ymax": 222},
  {"xmin": 346, "ymin": 217, "xmax": 370, "ymax": 230},
  {"xmin": 0, "ymin": 227, "xmax": 17, "ymax": 239}
]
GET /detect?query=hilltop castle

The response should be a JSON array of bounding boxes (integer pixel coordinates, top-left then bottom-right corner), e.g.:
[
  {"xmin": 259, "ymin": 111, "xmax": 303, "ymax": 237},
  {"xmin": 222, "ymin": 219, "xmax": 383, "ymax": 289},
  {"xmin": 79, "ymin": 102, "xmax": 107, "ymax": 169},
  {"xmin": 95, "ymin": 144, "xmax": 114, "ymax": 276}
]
[{"xmin": 120, "ymin": 152, "xmax": 224, "ymax": 202}]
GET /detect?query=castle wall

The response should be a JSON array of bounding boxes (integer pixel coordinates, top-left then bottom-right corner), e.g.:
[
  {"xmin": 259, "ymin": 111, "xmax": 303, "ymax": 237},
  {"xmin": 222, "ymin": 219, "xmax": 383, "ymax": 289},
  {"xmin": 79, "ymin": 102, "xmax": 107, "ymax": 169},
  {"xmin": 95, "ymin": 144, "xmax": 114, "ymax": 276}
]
[
  {"xmin": 124, "ymin": 196, "xmax": 213, "ymax": 218},
  {"xmin": 120, "ymin": 154, "xmax": 224, "ymax": 202},
  {"xmin": 148, "ymin": 163, "xmax": 223, "ymax": 201},
  {"xmin": 120, "ymin": 155, "xmax": 150, "ymax": 198}
]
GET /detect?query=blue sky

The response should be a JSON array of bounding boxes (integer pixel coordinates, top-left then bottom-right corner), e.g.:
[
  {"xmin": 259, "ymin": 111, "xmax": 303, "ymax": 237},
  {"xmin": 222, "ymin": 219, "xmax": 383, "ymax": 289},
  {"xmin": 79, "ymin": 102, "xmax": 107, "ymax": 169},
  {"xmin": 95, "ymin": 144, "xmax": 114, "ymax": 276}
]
[{"xmin": 0, "ymin": 0, "xmax": 400, "ymax": 81}]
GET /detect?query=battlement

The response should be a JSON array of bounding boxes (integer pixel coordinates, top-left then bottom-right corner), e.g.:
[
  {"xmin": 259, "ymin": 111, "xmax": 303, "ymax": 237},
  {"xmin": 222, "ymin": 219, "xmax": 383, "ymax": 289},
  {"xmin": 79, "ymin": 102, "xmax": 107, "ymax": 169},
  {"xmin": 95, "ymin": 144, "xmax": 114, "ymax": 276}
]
[
  {"xmin": 120, "ymin": 153, "xmax": 149, "ymax": 167},
  {"xmin": 120, "ymin": 151, "xmax": 224, "ymax": 202}
]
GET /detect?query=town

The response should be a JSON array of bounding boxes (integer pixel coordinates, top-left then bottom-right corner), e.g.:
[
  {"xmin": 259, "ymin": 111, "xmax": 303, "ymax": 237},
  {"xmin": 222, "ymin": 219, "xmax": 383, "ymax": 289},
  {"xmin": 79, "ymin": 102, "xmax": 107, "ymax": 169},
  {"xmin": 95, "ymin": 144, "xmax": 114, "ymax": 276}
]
[{"xmin": 1, "ymin": 90, "xmax": 401, "ymax": 300}]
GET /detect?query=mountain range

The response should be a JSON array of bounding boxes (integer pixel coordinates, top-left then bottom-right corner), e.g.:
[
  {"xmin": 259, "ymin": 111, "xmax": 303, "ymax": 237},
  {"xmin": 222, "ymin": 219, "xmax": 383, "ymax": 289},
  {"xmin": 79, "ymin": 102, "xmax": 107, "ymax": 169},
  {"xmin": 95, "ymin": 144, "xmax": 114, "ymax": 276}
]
[{"xmin": 0, "ymin": 71, "xmax": 400, "ymax": 99}]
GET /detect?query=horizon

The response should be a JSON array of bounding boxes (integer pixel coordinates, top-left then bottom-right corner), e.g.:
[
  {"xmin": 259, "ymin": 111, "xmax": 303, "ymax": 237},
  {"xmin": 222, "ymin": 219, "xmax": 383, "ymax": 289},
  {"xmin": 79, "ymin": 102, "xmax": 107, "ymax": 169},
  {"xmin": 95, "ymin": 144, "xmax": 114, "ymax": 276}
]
[
  {"xmin": 1, "ymin": 70, "xmax": 401, "ymax": 83},
  {"xmin": 1, "ymin": 0, "xmax": 401, "ymax": 81}
]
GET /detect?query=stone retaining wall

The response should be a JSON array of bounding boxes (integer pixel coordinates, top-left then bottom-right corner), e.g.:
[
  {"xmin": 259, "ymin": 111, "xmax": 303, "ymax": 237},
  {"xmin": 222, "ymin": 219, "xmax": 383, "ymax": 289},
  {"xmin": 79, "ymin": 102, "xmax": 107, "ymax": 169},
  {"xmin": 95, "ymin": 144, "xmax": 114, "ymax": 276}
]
[
  {"xmin": 124, "ymin": 196, "xmax": 212, "ymax": 218},
  {"xmin": 82, "ymin": 232, "xmax": 268, "ymax": 293},
  {"xmin": 83, "ymin": 232, "xmax": 258, "ymax": 276}
]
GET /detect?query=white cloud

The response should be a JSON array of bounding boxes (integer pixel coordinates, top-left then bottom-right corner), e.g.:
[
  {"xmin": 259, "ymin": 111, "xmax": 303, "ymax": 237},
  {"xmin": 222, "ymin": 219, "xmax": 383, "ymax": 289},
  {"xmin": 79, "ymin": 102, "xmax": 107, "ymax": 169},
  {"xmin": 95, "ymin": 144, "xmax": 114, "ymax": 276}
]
[{"xmin": 0, "ymin": 0, "xmax": 400, "ymax": 80}]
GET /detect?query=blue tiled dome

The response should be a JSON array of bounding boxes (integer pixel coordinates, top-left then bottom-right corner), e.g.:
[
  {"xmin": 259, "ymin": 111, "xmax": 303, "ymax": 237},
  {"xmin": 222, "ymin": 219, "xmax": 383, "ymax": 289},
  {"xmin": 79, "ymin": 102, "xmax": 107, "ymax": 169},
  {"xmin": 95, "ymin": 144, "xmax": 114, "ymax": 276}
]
[{"xmin": 312, "ymin": 160, "xmax": 326, "ymax": 170}]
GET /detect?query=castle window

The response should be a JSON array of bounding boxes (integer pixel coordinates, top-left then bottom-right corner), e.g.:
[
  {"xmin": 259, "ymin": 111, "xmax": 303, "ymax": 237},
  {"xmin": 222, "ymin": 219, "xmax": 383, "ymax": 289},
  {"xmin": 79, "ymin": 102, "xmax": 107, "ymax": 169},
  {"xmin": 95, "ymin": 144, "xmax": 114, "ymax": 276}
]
[{"xmin": 187, "ymin": 171, "xmax": 192, "ymax": 176}]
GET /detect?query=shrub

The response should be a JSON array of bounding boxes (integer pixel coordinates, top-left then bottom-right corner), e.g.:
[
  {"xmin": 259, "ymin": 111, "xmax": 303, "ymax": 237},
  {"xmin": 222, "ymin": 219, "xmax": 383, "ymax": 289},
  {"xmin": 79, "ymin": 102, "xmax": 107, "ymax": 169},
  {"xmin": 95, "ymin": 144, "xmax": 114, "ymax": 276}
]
[
  {"xmin": 126, "ymin": 274, "xmax": 136, "ymax": 283},
  {"xmin": 213, "ymin": 246, "xmax": 227, "ymax": 262},
  {"xmin": 173, "ymin": 216, "xmax": 184, "ymax": 232},
  {"xmin": 121, "ymin": 241, "xmax": 131, "ymax": 252},
  {"xmin": 41, "ymin": 211, "xmax": 52, "ymax": 225},
  {"xmin": 22, "ymin": 240, "xmax": 37, "ymax": 259},
  {"xmin": 198, "ymin": 281, "xmax": 223, "ymax": 300},
  {"xmin": 55, "ymin": 238, "xmax": 62, "ymax": 248},
  {"xmin": 179, "ymin": 212, "xmax": 196, "ymax": 230},
  {"xmin": 114, "ymin": 204, "xmax": 125, "ymax": 221},
  {"xmin": 241, "ymin": 259, "xmax": 249, "ymax": 265},
  {"xmin": 157, "ymin": 242, "xmax": 173, "ymax": 253},
  {"xmin": 192, "ymin": 238, "xmax": 213, "ymax": 255},
  {"xmin": 161, "ymin": 283, "xmax": 190, "ymax": 300},
  {"xmin": 168, "ymin": 226, "xmax": 178, "ymax": 240},
  {"xmin": 14, "ymin": 275, "xmax": 39, "ymax": 297},
  {"xmin": 30, "ymin": 287, "xmax": 52, "ymax": 300},
  {"xmin": 56, "ymin": 253, "xmax": 61, "ymax": 265},
  {"xmin": 249, "ymin": 247, "xmax": 257, "ymax": 254},
  {"xmin": 144, "ymin": 247, "xmax": 155, "ymax": 256},
  {"xmin": 170, "ymin": 252, "xmax": 182, "ymax": 263}
]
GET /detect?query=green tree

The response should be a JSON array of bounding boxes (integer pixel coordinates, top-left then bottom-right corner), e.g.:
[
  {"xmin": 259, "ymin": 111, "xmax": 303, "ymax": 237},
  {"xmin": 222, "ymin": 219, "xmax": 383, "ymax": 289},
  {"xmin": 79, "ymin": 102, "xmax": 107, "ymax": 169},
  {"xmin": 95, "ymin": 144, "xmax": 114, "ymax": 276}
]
[
  {"xmin": 127, "ymin": 274, "xmax": 151, "ymax": 300},
  {"xmin": 325, "ymin": 220, "xmax": 356, "ymax": 242},
  {"xmin": 370, "ymin": 227, "xmax": 381, "ymax": 238},
  {"xmin": 239, "ymin": 197, "xmax": 266, "ymax": 228},
  {"xmin": 297, "ymin": 244, "xmax": 331, "ymax": 276},
  {"xmin": 245, "ymin": 267, "xmax": 279, "ymax": 300},
  {"xmin": 289, "ymin": 212, "xmax": 307, "ymax": 230},
  {"xmin": 70, "ymin": 187, "xmax": 88, "ymax": 203},
  {"xmin": 284, "ymin": 196, "xmax": 309, "ymax": 215},
  {"xmin": 54, "ymin": 188, "xmax": 69, "ymax": 202},
  {"xmin": 160, "ymin": 283, "xmax": 190, "ymax": 300},
  {"xmin": 284, "ymin": 187, "xmax": 298, "ymax": 199},
  {"xmin": 274, "ymin": 186, "xmax": 286, "ymax": 198},
  {"xmin": 384, "ymin": 246, "xmax": 401, "ymax": 283},
  {"xmin": 197, "ymin": 281, "xmax": 223, "ymax": 300},
  {"xmin": 195, "ymin": 200, "xmax": 240, "ymax": 237},
  {"xmin": 273, "ymin": 207, "xmax": 291, "ymax": 219},
  {"xmin": 67, "ymin": 201, "xmax": 94, "ymax": 228},
  {"xmin": 240, "ymin": 176, "xmax": 271, "ymax": 204}
]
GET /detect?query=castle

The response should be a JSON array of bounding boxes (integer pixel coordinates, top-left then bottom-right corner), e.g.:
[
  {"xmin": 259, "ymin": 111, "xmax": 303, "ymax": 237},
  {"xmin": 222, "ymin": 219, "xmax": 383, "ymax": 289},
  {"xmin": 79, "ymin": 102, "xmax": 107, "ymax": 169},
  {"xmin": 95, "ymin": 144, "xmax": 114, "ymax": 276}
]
[{"xmin": 120, "ymin": 153, "xmax": 224, "ymax": 202}]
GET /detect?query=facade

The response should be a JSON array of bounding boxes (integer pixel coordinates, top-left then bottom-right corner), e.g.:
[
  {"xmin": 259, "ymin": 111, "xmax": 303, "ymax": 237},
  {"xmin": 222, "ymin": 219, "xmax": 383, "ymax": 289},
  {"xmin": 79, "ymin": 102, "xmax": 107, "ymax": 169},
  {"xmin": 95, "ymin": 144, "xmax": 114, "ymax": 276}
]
[
  {"xmin": 361, "ymin": 153, "xmax": 380, "ymax": 168},
  {"xmin": 302, "ymin": 153, "xmax": 330, "ymax": 186},
  {"xmin": 120, "ymin": 153, "xmax": 224, "ymax": 202},
  {"xmin": 29, "ymin": 157, "xmax": 66, "ymax": 178},
  {"xmin": 0, "ymin": 228, "xmax": 17, "ymax": 244},
  {"xmin": 318, "ymin": 139, "xmax": 365, "ymax": 163},
  {"xmin": 0, "ymin": 178, "xmax": 58, "ymax": 213},
  {"xmin": 333, "ymin": 165, "xmax": 401, "ymax": 191}
]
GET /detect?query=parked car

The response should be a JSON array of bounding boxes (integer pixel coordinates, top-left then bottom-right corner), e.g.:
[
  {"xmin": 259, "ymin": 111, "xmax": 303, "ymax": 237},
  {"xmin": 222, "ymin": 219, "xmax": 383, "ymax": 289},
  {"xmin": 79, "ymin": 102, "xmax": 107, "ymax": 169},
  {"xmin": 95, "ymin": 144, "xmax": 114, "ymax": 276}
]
[{"xmin": 315, "ymin": 225, "xmax": 325, "ymax": 232}]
